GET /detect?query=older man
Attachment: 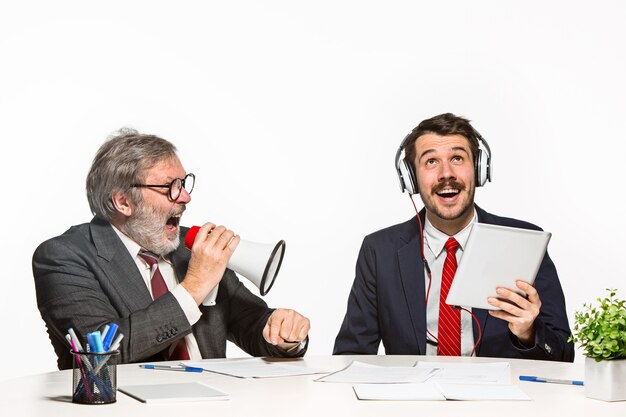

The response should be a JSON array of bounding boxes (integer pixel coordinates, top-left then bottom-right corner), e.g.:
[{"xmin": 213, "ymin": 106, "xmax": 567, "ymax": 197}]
[{"xmin": 34, "ymin": 128, "xmax": 310, "ymax": 369}]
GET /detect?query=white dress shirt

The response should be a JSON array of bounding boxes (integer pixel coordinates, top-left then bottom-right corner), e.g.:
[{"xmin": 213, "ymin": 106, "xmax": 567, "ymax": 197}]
[
  {"xmin": 112, "ymin": 226, "xmax": 204, "ymax": 360},
  {"xmin": 423, "ymin": 211, "xmax": 477, "ymax": 356}
]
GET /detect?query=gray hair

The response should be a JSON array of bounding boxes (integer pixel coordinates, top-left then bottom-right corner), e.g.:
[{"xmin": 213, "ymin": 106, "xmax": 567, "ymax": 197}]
[{"xmin": 86, "ymin": 128, "xmax": 178, "ymax": 222}]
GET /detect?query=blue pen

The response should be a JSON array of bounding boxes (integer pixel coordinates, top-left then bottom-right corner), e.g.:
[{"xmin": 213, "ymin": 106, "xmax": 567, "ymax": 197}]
[
  {"xmin": 139, "ymin": 364, "xmax": 204, "ymax": 373},
  {"xmin": 519, "ymin": 375, "xmax": 584, "ymax": 386},
  {"xmin": 86, "ymin": 332, "xmax": 96, "ymax": 353},
  {"xmin": 102, "ymin": 323, "xmax": 118, "ymax": 351}
]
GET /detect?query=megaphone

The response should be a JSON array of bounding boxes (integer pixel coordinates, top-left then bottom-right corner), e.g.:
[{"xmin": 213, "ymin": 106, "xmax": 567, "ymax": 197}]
[{"xmin": 184, "ymin": 226, "xmax": 286, "ymax": 296}]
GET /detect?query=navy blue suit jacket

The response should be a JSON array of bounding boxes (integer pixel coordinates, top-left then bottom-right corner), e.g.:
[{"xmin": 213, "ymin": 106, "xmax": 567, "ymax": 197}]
[{"xmin": 334, "ymin": 206, "xmax": 574, "ymax": 362}]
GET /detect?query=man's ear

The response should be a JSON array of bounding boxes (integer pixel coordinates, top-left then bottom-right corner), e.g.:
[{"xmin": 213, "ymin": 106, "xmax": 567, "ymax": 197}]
[{"xmin": 111, "ymin": 190, "xmax": 134, "ymax": 218}]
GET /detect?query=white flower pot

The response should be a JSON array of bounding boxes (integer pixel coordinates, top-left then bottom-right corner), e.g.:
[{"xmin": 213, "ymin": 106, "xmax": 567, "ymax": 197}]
[{"xmin": 584, "ymin": 357, "xmax": 626, "ymax": 401}]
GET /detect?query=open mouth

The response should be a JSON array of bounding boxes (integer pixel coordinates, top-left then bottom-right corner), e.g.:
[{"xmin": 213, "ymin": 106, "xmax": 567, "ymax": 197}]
[
  {"xmin": 436, "ymin": 188, "xmax": 460, "ymax": 199},
  {"xmin": 166, "ymin": 215, "xmax": 181, "ymax": 231}
]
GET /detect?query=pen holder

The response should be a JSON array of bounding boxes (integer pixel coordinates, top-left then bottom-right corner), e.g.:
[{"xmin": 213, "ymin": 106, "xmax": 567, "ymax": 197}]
[{"xmin": 71, "ymin": 350, "xmax": 120, "ymax": 404}]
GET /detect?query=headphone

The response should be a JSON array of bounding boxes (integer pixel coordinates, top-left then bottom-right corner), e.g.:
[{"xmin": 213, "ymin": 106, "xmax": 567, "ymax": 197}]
[{"xmin": 395, "ymin": 127, "xmax": 492, "ymax": 195}]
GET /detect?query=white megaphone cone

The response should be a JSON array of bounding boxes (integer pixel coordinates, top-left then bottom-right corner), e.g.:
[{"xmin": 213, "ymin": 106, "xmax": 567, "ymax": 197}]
[
  {"xmin": 228, "ymin": 238, "xmax": 286, "ymax": 295},
  {"xmin": 184, "ymin": 226, "xmax": 286, "ymax": 305}
]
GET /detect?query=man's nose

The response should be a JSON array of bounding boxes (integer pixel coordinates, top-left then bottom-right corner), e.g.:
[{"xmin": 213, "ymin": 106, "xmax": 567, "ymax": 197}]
[
  {"xmin": 438, "ymin": 161, "xmax": 456, "ymax": 181},
  {"xmin": 176, "ymin": 188, "xmax": 192, "ymax": 204}
]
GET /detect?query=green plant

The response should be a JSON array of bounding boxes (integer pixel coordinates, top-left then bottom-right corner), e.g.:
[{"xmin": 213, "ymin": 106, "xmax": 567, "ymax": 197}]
[{"xmin": 570, "ymin": 288, "xmax": 626, "ymax": 361}]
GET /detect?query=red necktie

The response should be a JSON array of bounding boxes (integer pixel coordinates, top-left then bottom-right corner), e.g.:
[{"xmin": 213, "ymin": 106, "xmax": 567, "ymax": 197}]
[
  {"xmin": 138, "ymin": 251, "xmax": 190, "ymax": 361},
  {"xmin": 437, "ymin": 237, "xmax": 461, "ymax": 356}
]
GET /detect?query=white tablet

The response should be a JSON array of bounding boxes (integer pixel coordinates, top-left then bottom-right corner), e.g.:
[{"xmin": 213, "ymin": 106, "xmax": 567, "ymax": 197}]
[{"xmin": 445, "ymin": 222, "xmax": 551, "ymax": 311}]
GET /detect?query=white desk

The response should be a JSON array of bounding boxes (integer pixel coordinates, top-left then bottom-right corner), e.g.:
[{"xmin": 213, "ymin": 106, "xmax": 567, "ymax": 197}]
[{"xmin": 1, "ymin": 355, "xmax": 624, "ymax": 416}]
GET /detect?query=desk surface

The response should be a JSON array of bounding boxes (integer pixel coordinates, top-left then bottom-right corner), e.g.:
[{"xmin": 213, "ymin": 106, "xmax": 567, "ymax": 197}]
[{"xmin": 1, "ymin": 355, "xmax": 624, "ymax": 416}]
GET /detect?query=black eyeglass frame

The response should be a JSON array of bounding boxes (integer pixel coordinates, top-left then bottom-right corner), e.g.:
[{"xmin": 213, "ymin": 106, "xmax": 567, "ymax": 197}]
[{"xmin": 130, "ymin": 173, "xmax": 195, "ymax": 201}]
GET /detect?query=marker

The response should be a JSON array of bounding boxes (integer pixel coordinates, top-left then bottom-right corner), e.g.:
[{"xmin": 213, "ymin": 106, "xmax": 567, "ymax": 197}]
[
  {"xmin": 139, "ymin": 364, "xmax": 204, "ymax": 373},
  {"xmin": 519, "ymin": 375, "xmax": 584, "ymax": 386},
  {"xmin": 109, "ymin": 333, "xmax": 124, "ymax": 352},
  {"xmin": 101, "ymin": 324, "xmax": 110, "ymax": 342},
  {"xmin": 102, "ymin": 323, "xmax": 118, "ymax": 351},
  {"xmin": 93, "ymin": 331, "xmax": 105, "ymax": 353},
  {"xmin": 68, "ymin": 328, "xmax": 84, "ymax": 352}
]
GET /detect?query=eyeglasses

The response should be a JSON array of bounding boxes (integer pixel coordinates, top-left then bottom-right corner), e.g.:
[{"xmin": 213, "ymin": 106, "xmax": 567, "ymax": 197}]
[{"xmin": 130, "ymin": 173, "xmax": 195, "ymax": 201}]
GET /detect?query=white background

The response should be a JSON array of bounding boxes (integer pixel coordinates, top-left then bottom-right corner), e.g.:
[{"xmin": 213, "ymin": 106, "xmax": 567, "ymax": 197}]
[{"xmin": 1, "ymin": 1, "xmax": 624, "ymax": 381}]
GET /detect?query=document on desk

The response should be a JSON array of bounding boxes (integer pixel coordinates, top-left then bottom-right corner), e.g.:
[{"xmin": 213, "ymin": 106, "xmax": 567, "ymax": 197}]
[
  {"xmin": 353, "ymin": 382, "xmax": 530, "ymax": 401},
  {"xmin": 353, "ymin": 382, "xmax": 446, "ymax": 400},
  {"xmin": 315, "ymin": 361, "xmax": 440, "ymax": 383},
  {"xmin": 119, "ymin": 382, "xmax": 229, "ymax": 403},
  {"xmin": 416, "ymin": 361, "xmax": 511, "ymax": 384},
  {"xmin": 436, "ymin": 382, "xmax": 530, "ymax": 401},
  {"xmin": 183, "ymin": 358, "xmax": 324, "ymax": 378}
]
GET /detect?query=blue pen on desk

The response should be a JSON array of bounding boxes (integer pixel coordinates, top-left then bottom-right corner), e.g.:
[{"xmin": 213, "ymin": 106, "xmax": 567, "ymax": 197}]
[
  {"xmin": 519, "ymin": 375, "xmax": 584, "ymax": 386},
  {"xmin": 140, "ymin": 364, "xmax": 204, "ymax": 373}
]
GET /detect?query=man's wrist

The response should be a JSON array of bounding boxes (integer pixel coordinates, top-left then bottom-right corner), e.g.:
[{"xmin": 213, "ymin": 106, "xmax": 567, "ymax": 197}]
[{"xmin": 278, "ymin": 339, "xmax": 307, "ymax": 353}]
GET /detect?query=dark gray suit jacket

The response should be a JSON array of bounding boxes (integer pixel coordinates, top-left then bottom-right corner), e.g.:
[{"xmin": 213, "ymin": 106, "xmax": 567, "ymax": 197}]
[{"xmin": 33, "ymin": 217, "xmax": 304, "ymax": 370}]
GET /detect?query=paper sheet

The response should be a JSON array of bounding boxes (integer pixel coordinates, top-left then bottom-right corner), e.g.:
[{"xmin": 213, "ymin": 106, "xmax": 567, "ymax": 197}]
[
  {"xmin": 436, "ymin": 382, "xmax": 531, "ymax": 401},
  {"xmin": 353, "ymin": 381, "xmax": 530, "ymax": 401},
  {"xmin": 183, "ymin": 358, "xmax": 324, "ymax": 378},
  {"xmin": 416, "ymin": 361, "xmax": 511, "ymax": 384},
  {"xmin": 353, "ymin": 382, "xmax": 446, "ymax": 401},
  {"xmin": 315, "ymin": 361, "xmax": 440, "ymax": 383},
  {"xmin": 119, "ymin": 382, "xmax": 228, "ymax": 403}
]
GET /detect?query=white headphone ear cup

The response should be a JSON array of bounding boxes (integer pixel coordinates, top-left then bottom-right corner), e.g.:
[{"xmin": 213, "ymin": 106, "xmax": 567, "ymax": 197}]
[
  {"xmin": 399, "ymin": 160, "xmax": 418, "ymax": 195},
  {"xmin": 476, "ymin": 149, "xmax": 487, "ymax": 187}
]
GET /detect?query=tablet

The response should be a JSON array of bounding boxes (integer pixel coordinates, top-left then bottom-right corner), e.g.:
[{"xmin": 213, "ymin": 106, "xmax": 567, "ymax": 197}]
[{"xmin": 445, "ymin": 222, "xmax": 551, "ymax": 311}]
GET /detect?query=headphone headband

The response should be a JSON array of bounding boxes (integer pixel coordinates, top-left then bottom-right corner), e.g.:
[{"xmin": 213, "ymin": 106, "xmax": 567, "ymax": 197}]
[{"xmin": 395, "ymin": 127, "xmax": 492, "ymax": 195}]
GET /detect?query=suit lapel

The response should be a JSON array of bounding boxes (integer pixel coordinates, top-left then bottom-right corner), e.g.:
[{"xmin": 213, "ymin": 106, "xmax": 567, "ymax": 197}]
[
  {"xmin": 397, "ymin": 214, "xmax": 428, "ymax": 354},
  {"xmin": 90, "ymin": 217, "xmax": 153, "ymax": 311}
]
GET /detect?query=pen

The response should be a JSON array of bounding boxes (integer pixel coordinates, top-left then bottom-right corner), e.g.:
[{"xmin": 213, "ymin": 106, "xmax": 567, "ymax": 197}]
[
  {"xmin": 68, "ymin": 328, "xmax": 84, "ymax": 352},
  {"xmin": 92, "ymin": 334, "xmax": 124, "ymax": 374},
  {"xmin": 109, "ymin": 333, "xmax": 124, "ymax": 352},
  {"xmin": 102, "ymin": 323, "xmax": 118, "ymax": 351},
  {"xmin": 519, "ymin": 375, "xmax": 584, "ymax": 386},
  {"xmin": 139, "ymin": 364, "xmax": 204, "ymax": 373},
  {"xmin": 101, "ymin": 324, "xmax": 110, "ymax": 342},
  {"xmin": 92, "ymin": 331, "xmax": 105, "ymax": 353}
]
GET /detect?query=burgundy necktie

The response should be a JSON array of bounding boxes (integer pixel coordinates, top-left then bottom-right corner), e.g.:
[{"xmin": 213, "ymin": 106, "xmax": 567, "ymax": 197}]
[
  {"xmin": 138, "ymin": 251, "xmax": 190, "ymax": 361},
  {"xmin": 437, "ymin": 237, "xmax": 461, "ymax": 356}
]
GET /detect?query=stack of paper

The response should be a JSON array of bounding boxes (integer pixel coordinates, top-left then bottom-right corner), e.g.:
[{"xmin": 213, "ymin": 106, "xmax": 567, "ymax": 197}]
[
  {"xmin": 119, "ymin": 382, "xmax": 228, "ymax": 403},
  {"xmin": 321, "ymin": 361, "xmax": 530, "ymax": 401},
  {"xmin": 416, "ymin": 361, "xmax": 511, "ymax": 384},
  {"xmin": 183, "ymin": 358, "xmax": 324, "ymax": 378},
  {"xmin": 353, "ymin": 381, "xmax": 530, "ymax": 401},
  {"xmin": 315, "ymin": 361, "xmax": 439, "ymax": 383}
]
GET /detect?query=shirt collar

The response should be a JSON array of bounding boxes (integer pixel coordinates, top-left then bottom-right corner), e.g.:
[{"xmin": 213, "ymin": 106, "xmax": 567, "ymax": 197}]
[
  {"xmin": 423, "ymin": 209, "xmax": 477, "ymax": 258},
  {"xmin": 111, "ymin": 224, "xmax": 143, "ymax": 259}
]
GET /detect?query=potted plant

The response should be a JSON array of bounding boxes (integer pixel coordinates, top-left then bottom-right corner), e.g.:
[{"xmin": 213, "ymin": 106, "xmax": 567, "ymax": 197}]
[{"xmin": 570, "ymin": 288, "xmax": 626, "ymax": 401}]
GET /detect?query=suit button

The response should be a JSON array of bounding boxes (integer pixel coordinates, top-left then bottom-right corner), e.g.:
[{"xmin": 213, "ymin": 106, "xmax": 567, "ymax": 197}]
[{"xmin": 544, "ymin": 343, "xmax": 552, "ymax": 353}]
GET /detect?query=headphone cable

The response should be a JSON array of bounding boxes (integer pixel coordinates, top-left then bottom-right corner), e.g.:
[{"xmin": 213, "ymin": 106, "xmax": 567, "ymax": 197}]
[{"xmin": 408, "ymin": 195, "xmax": 482, "ymax": 356}]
